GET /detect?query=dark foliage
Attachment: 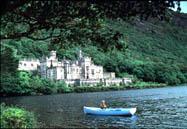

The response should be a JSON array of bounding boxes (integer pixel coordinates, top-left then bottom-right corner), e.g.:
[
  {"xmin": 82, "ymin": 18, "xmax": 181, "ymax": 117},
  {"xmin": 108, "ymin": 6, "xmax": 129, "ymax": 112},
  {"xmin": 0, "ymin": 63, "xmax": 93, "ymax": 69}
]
[{"xmin": 0, "ymin": 1, "xmax": 181, "ymax": 41}]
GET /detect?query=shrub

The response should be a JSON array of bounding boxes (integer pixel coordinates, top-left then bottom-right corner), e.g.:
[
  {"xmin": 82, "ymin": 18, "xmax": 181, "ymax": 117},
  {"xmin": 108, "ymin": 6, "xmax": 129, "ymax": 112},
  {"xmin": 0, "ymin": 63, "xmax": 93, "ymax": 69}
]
[
  {"xmin": 39, "ymin": 79, "xmax": 57, "ymax": 94},
  {"xmin": 0, "ymin": 72, "xmax": 74, "ymax": 95},
  {"xmin": 29, "ymin": 76, "xmax": 44, "ymax": 94},
  {"xmin": 0, "ymin": 104, "xmax": 37, "ymax": 128},
  {"xmin": 18, "ymin": 71, "xmax": 33, "ymax": 94},
  {"xmin": 56, "ymin": 81, "xmax": 72, "ymax": 93}
]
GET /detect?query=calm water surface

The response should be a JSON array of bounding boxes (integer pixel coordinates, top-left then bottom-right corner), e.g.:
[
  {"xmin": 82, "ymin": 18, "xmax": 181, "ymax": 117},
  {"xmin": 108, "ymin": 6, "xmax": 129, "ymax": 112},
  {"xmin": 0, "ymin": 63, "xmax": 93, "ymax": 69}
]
[{"xmin": 1, "ymin": 86, "xmax": 187, "ymax": 128}]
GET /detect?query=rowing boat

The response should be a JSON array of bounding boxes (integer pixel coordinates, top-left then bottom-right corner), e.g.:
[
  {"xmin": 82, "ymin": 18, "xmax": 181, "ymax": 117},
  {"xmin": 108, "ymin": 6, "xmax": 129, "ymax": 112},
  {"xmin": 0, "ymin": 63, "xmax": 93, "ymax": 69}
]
[{"xmin": 83, "ymin": 106, "xmax": 136, "ymax": 116}]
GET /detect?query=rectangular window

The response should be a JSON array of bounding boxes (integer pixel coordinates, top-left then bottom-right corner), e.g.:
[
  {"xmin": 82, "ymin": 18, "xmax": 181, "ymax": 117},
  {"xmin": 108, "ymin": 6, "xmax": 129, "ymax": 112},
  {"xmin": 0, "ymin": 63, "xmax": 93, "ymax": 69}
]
[{"xmin": 92, "ymin": 69, "xmax": 94, "ymax": 75}]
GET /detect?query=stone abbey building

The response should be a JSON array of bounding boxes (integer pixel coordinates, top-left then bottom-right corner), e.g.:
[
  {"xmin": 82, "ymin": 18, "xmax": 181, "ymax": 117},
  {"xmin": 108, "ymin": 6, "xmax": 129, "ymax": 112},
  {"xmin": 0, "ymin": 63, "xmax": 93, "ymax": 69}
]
[{"xmin": 18, "ymin": 50, "xmax": 132, "ymax": 86}]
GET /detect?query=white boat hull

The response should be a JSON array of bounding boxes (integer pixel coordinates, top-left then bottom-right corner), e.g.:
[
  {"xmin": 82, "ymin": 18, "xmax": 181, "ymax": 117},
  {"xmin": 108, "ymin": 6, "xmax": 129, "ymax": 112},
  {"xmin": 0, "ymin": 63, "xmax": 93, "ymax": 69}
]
[{"xmin": 83, "ymin": 106, "xmax": 136, "ymax": 116}]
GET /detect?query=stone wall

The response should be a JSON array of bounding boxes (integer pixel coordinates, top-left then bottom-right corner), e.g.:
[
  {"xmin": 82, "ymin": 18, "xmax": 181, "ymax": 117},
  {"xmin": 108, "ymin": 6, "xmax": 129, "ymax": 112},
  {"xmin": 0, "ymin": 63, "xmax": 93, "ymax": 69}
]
[{"xmin": 64, "ymin": 78, "xmax": 132, "ymax": 86}]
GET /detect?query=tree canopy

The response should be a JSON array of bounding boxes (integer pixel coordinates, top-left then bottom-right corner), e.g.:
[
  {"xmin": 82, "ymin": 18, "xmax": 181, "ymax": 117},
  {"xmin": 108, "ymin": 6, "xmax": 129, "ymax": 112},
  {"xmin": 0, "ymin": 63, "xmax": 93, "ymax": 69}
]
[{"xmin": 0, "ymin": 0, "xmax": 182, "ymax": 42}]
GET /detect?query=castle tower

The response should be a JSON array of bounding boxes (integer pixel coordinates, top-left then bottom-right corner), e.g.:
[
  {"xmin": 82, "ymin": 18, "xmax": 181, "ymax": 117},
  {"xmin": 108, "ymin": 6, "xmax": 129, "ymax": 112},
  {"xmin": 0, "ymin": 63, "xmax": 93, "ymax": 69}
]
[
  {"xmin": 49, "ymin": 50, "xmax": 57, "ymax": 60},
  {"xmin": 78, "ymin": 50, "xmax": 83, "ymax": 59}
]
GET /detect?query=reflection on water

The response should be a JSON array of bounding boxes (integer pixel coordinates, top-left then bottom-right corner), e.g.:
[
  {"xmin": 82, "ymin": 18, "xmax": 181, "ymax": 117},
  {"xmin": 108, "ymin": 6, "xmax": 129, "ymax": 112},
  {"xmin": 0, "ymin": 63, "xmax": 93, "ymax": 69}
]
[
  {"xmin": 1, "ymin": 86, "xmax": 187, "ymax": 128},
  {"xmin": 82, "ymin": 115, "xmax": 138, "ymax": 128}
]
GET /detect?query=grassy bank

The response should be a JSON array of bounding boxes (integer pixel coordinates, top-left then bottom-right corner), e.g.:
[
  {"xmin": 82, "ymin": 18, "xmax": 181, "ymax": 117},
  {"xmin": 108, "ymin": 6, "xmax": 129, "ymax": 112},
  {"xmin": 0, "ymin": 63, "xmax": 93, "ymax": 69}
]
[
  {"xmin": 0, "ymin": 103, "xmax": 37, "ymax": 128},
  {"xmin": 73, "ymin": 81, "xmax": 167, "ymax": 93},
  {"xmin": 128, "ymin": 81, "xmax": 167, "ymax": 89}
]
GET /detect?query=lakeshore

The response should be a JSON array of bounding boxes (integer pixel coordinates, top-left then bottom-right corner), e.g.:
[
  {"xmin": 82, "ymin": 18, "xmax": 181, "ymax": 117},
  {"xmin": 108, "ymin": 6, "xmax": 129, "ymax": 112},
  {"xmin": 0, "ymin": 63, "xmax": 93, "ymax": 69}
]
[{"xmin": 1, "ymin": 81, "xmax": 168, "ymax": 96}]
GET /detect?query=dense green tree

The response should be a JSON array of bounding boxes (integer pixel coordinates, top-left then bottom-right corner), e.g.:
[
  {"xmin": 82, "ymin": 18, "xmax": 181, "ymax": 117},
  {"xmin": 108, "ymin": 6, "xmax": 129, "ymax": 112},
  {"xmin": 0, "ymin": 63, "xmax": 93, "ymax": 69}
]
[
  {"xmin": 142, "ymin": 64, "xmax": 156, "ymax": 82},
  {"xmin": 0, "ymin": 44, "xmax": 19, "ymax": 74},
  {"xmin": 0, "ymin": 73, "xmax": 20, "ymax": 95},
  {"xmin": 133, "ymin": 66, "xmax": 144, "ymax": 79}
]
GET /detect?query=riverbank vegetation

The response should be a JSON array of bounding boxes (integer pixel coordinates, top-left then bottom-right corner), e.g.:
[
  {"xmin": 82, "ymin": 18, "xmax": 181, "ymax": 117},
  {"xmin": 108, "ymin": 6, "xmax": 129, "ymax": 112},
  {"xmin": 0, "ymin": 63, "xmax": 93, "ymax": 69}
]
[
  {"xmin": 1, "ymin": 71, "xmax": 166, "ymax": 96},
  {"xmin": 1, "ymin": 71, "xmax": 72, "ymax": 96},
  {"xmin": 0, "ymin": 103, "xmax": 37, "ymax": 128},
  {"xmin": 1, "ymin": 1, "xmax": 187, "ymax": 96}
]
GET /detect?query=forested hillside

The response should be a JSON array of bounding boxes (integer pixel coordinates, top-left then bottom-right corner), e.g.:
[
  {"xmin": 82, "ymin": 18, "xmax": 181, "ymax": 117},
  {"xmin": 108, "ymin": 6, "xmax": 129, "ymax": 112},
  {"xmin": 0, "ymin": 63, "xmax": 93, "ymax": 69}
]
[{"xmin": 1, "ymin": 1, "xmax": 187, "ymax": 96}]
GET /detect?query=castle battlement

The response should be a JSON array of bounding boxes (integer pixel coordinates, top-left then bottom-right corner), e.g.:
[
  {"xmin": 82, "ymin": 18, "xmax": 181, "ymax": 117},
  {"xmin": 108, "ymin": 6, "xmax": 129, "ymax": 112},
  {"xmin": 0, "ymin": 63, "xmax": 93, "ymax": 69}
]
[{"xmin": 20, "ymin": 58, "xmax": 40, "ymax": 62}]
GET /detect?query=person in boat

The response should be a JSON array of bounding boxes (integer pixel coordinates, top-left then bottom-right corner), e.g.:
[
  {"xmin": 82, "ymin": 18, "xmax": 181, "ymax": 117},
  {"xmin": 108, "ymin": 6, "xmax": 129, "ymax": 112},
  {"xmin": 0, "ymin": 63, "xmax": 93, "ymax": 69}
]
[{"xmin": 100, "ymin": 100, "xmax": 107, "ymax": 109}]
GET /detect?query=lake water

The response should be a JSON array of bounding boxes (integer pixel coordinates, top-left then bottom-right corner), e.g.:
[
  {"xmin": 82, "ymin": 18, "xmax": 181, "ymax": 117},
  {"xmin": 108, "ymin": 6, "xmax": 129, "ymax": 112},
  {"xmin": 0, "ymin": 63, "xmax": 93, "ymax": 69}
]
[{"xmin": 1, "ymin": 85, "xmax": 187, "ymax": 128}]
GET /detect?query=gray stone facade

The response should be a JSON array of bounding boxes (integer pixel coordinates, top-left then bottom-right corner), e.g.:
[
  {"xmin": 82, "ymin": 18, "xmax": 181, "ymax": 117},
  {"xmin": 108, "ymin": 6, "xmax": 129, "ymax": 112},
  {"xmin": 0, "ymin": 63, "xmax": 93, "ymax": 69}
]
[{"xmin": 18, "ymin": 50, "xmax": 132, "ymax": 86}]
